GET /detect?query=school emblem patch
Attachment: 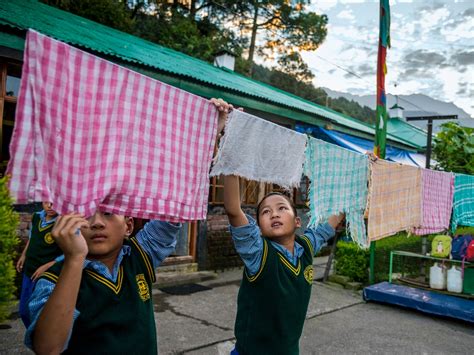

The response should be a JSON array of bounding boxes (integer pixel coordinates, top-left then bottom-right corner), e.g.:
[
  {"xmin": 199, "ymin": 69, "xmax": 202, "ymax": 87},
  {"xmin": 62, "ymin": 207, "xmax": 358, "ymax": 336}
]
[
  {"xmin": 44, "ymin": 232, "xmax": 54, "ymax": 244},
  {"xmin": 136, "ymin": 274, "xmax": 150, "ymax": 302},
  {"xmin": 304, "ymin": 265, "xmax": 313, "ymax": 284}
]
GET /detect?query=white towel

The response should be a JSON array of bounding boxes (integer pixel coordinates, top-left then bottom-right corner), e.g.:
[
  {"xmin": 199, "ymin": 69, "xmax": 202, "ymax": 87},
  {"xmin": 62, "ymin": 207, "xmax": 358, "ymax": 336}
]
[{"xmin": 210, "ymin": 110, "xmax": 307, "ymax": 189}]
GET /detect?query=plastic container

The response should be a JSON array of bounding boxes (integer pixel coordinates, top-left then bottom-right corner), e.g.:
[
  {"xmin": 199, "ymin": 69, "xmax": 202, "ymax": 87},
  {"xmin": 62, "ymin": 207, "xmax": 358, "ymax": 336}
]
[
  {"xmin": 447, "ymin": 265, "xmax": 463, "ymax": 293},
  {"xmin": 429, "ymin": 262, "xmax": 446, "ymax": 290}
]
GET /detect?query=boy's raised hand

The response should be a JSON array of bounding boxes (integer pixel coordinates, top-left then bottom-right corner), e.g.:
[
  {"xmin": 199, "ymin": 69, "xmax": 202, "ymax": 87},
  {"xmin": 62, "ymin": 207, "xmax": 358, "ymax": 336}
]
[
  {"xmin": 328, "ymin": 213, "xmax": 345, "ymax": 230},
  {"xmin": 210, "ymin": 98, "xmax": 233, "ymax": 137},
  {"xmin": 52, "ymin": 214, "xmax": 89, "ymax": 260}
]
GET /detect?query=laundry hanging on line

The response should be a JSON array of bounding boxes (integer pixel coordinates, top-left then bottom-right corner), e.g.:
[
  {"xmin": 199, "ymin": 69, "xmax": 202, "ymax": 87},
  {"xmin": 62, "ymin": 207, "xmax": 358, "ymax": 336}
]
[
  {"xmin": 304, "ymin": 137, "xmax": 370, "ymax": 248},
  {"xmin": 451, "ymin": 173, "xmax": 474, "ymax": 233},
  {"xmin": 367, "ymin": 158, "xmax": 422, "ymax": 241},
  {"xmin": 412, "ymin": 169, "xmax": 454, "ymax": 236},
  {"xmin": 7, "ymin": 30, "xmax": 218, "ymax": 221},
  {"xmin": 210, "ymin": 109, "xmax": 307, "ymax": 189}
]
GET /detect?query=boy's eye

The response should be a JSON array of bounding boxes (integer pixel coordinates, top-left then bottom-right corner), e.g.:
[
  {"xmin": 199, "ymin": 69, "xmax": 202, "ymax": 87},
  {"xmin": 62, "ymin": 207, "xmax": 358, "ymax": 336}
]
[
  {"xmin": 103, "ymin": 212, "xmax": 113, "ymax": 217},
  {"xmin": 261, "ymin": 210, "xmax": 270, "ymax": 215},
  {"xmin": 279, "ymin": 206, "xmax": 288, "ymax": 211}
]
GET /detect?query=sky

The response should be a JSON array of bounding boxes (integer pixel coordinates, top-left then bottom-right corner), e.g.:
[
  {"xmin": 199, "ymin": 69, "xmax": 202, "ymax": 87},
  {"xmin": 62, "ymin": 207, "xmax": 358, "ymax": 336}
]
[{"xmin": 301, "ymin": 0, "xmax": 474, "ymax": 117}]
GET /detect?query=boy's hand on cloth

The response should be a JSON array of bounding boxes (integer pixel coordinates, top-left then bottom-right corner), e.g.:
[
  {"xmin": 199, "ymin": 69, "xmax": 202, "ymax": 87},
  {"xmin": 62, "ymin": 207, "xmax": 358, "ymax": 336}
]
[
  {"xmin": 328, "ymin": 213, "xmax": 345, "ymax": 230},
  {"xmin": 31, "ymin": 260, "xmax": 56, "ymax": 281},
  {"xmin": 210, "ymin": 98, "xmax": 233, "ymax": 138},
  {"xmin": 52, "ymin": 214, "xmax": 89, "ymax": 260}
]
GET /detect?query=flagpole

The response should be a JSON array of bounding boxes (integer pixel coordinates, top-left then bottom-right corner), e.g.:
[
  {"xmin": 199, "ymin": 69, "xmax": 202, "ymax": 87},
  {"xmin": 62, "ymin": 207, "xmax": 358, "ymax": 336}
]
[{"xmin": 370, "ymin": 0, "xmax": 391, "ymax": 285}]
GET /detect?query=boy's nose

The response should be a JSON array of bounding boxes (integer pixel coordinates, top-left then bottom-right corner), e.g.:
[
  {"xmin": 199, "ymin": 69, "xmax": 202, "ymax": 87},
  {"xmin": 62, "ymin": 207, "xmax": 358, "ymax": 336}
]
[{"xmin": 88, "ymin": 212, "xmax": 106, "ymax": 229}]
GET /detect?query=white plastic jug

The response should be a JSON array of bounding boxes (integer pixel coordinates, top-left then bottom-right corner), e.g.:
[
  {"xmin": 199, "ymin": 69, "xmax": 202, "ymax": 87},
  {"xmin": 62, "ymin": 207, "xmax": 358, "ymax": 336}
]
[
  {"xmin": 447, "ymin": 265, "xmax": 463, "ymax": 293},
  {"xmin": 429, "ymin": 262, "xmax": 446, "ymax": 290}
]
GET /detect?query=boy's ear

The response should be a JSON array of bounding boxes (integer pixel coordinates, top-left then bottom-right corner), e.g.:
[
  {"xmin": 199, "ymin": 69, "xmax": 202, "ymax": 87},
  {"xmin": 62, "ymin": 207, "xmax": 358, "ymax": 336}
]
[
  {"xmin": 295, "ymin": 216, "xmax": 302, "ymax": 229},
  {"xmin": 125, "ymin": 217, "xmax": 134, "ymax": 236}
]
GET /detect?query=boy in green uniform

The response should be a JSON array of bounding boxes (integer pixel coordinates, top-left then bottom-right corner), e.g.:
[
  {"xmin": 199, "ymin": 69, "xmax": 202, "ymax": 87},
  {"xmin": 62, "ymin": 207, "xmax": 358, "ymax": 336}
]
[
  {"xmin": 224, "ymin": 176, "xmax": 343, "ymax": 355},
  {"xmin": 25, "ymin": 98, "xmax": 230, "ymax": 354},
  {"xmin": 16, "ymin": 201, "xmax": 59, "ymax": 327}
]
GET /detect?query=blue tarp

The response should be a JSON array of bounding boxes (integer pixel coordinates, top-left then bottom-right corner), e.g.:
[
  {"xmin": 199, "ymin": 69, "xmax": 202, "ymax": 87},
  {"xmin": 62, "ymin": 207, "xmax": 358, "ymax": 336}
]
[
  {"xmin": 295, "ymin": 125, "xmax": 426, "ymax": 167},
  {"xmin": 363, "ymin": 282, "xmax": 474, "ymax": 323}
]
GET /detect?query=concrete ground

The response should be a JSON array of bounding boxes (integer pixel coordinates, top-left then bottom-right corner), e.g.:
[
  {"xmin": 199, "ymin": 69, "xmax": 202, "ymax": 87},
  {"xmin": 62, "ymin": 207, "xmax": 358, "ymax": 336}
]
[{"xmin": 1, "ymin": 257, "xmax": 473, "ymax": 354}]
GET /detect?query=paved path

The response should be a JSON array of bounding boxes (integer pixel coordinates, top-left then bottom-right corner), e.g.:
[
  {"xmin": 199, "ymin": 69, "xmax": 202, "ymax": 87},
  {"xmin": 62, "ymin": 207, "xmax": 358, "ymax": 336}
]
[{"xmin": 1, "ymin": 260, "xmax": 473, "ymax": 354}]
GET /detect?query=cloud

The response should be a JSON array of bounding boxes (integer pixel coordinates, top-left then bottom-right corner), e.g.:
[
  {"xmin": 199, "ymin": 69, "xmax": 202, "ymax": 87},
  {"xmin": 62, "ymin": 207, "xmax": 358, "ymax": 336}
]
[
  {"xmin": 337, "ymin": 9, "xmax": 355, "ymax": 21},
  {"xmin": 451, "ymin": 51, "xmax": 474, "ymax": 66},
  {"xmin": 401, "ymin": 49, "xmax": 448, "ymax": 76}
]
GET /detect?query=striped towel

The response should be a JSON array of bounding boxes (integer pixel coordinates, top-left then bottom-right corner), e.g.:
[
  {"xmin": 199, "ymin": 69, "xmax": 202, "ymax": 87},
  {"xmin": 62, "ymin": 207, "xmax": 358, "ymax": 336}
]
[
  {"xmin": 367, "ymin": 159, "xmax": 422, "ymax": 241},
  {"xmin": 7, "ymin": 30, "xmax": 218, "ymax": 221},
  {"xmin": 305, "ymin": 138, "xmax": 369, "ymax": 248},
  {"xmin": 210, "ymin": 110, "xmax": 307, "ymax": 189},
  {"xmin": 412, "ymin": 169, "xmax": 454, "ymax": 235},
  {"xmin": 451, "ymin": 173, "xmax": 474, "ymax": 232}
]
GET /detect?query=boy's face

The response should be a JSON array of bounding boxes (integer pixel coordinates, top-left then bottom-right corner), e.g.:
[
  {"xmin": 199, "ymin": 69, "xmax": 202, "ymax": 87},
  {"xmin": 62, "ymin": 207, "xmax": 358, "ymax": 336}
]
[
  {"xmin": 42, "ymin": 201, "xmax": 58, "ymax": 217},
  {"xmin": 80, "ymin": 212, "xmax": 134, "ymax": 258},
  {"xmin": 257, "ymin": 195, "xmax": 301, "ymax": 239}
]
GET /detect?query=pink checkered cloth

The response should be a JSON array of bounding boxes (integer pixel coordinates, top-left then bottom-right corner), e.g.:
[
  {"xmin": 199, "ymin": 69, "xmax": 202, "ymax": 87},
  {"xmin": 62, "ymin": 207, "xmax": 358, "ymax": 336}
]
[
  {"xmin": 7, "ymin": 30, "xmax": 218, "ymax": 221},
  {"xmin": 412, "ymin": 169, "xmax": 454, "ymax": 235}
]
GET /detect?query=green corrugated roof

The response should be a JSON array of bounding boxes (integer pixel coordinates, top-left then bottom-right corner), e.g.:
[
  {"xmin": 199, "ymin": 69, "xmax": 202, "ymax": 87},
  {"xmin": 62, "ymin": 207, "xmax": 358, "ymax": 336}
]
[
  {"xmin": 387, "ymin": 117, "xmax": 427, "ymax": 149},
  {"xmin": 0, "ymin": 0, "xmax": 425, "ymax": 150}
]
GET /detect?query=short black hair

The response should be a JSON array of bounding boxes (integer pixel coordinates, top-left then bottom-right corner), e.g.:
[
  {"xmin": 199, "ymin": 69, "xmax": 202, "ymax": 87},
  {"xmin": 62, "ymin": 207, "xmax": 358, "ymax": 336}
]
[{"xmin": 256, "ymin": 192, "xmax": 297, "ymax": 225}]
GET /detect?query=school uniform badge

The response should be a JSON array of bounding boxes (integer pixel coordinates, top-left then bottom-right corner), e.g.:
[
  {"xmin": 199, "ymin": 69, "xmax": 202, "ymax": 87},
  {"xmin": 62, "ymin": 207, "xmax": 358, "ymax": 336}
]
[
  {"xmin": 136, "ymin": 274, "xmax": 150, "ymax": 301},
  {"xmin": 304, "ymin": 265, "xmax": 313, "ymax": 284},
  {"xmin": 44, "ymin": 232, "xmax": 54, "ymax": 244}
]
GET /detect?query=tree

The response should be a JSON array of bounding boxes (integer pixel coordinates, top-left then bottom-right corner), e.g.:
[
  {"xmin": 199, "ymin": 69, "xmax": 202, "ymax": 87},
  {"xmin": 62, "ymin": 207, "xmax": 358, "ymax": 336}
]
[
  {"xmin": 433, "ymin": 122, "xmax": 474, "ymax": 174},
  {"xmin": 223, "ymin": 1, "xmax": 327, "ymax": 72}
]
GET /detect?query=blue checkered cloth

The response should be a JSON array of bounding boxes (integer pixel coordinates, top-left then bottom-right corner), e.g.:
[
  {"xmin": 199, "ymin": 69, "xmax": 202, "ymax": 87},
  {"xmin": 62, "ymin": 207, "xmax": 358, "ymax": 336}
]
[
  {"xmin": 452, "ymin": 173, "xmax": 474, "ymax": 232},
  {"xmin": 305, "ymin": 138, "xmax": 369, "ymax": 248}
]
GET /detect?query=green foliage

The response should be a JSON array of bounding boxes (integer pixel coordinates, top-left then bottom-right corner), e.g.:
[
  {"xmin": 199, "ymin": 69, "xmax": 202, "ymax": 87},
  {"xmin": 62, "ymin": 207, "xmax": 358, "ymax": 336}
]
[
  {"xmin": 335, "ymin": 233, "xmax": 436, "ymax": 284},
  {"xmin": 0, "ymin": 177, "xmax": 20, "ymax": 323},
  {"xmin": 335, "ymin": 241, "xmax": 370, "ymax": 283},
  {"xmin": 329, "ymin": 97, "xmax": 376, "ymax": 124},
  {"xmin": 433, "ymin": 122, "xmax": 474, "ymax": 174},
  {"xmin": 455, "ymin": 226, "xmax": 474, "ymax": 236},
  {"xmin": 42, "ymin": 0, "xmax": 135, "ymax": 33},
  {"xmin": 223, "ymin": 1, "xmax": 327, "ymax": 65}
]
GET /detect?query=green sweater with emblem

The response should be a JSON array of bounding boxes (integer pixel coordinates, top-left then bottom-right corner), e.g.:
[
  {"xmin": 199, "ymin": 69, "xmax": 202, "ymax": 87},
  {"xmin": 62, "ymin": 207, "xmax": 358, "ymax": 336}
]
[
  {"xmin": 235, "ymin": 235, "xmax": 314, "ymax": 355},
  {"xmin": 24, "ymin": 212, "xmax": 61, "ymax": 278},
  {"xmin": 40, "ymin": 237, "xmax": 157, "ymax": 355}
]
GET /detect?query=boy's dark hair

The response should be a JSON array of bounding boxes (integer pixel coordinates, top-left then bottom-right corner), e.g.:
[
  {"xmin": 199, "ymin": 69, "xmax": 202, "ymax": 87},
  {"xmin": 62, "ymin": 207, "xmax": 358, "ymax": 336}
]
[{"xmin": 256, "ymin": 192, "xmax": 297, "ymax": 225}]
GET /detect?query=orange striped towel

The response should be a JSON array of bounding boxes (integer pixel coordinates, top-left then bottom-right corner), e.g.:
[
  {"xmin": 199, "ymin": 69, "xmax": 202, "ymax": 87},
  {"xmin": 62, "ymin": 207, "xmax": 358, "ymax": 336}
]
[{"xmin": 367, "ymin": 159, "xmax": 422, "ymax": 241}]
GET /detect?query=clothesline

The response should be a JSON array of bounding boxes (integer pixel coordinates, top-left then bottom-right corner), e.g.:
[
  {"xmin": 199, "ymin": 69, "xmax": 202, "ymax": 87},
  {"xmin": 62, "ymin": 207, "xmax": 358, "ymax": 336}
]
[{"xmin": 7, "ymin": 30, "xmax": 474, "ymax": 244}]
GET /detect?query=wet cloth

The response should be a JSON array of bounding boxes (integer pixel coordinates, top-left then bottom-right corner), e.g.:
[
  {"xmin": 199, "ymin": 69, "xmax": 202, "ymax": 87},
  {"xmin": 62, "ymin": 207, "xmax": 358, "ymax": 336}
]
[
  {"xmin": 367, "ymin": 159, "xmax": 422, "ymax": 241},
  {"xmin": 451, "ymin": 173, "xmax": 474, "ymax": 232},
  {"xmin": 305, "ymin": 138, "xmax": 369, "ymax": 248},
  {"xmin": 412, "ymin": 169, "xmax": 454, "ymax": 235},
  {"xmin": 7, "ymin": 30, "xmax": 218, "ymax": 221},
  {"xmin": 210, "ymin": 110, "xmax": 307, "ymax": 189}
]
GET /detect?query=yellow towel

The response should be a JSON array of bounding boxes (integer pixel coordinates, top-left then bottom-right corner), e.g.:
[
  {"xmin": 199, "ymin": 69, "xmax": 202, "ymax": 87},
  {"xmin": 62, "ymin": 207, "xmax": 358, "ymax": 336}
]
[{"xmin": 367, "ymin": 159, "xmax": 422, "ymax": 241}]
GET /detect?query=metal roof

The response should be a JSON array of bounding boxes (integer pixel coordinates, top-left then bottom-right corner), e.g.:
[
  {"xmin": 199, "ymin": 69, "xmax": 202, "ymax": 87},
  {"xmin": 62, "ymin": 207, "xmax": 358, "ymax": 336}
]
[{"xmin": 0, "ymin": 0, "xmax": 426, "ymax": 150}]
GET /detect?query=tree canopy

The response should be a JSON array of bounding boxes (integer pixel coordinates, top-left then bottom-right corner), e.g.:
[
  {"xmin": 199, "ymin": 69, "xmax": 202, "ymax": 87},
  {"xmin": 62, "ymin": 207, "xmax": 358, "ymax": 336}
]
[
  {"xmin": 41, "ymin": 0, "xmax": 375, "ymax": 123},
  {"xmin": 433, "ymin": 122, "xmax": 474, "ymax": 175}
]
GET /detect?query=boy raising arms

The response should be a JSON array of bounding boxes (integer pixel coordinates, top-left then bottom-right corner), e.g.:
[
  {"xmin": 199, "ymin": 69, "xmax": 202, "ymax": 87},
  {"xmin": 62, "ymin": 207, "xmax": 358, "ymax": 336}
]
[
  {"xmin": 25, "ymin": 99, "xmax": 230, "ymax": 354},
  {"xmin": 224, "ymin": 177, "xmax": 343, "ymax": 355}
]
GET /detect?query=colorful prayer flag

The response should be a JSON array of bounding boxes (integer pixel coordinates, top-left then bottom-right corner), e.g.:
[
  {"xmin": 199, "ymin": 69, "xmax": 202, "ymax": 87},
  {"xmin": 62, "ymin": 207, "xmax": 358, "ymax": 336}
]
[{"xmin": 374, "ymin": 0, "xmax": 391, "ymax": 158}]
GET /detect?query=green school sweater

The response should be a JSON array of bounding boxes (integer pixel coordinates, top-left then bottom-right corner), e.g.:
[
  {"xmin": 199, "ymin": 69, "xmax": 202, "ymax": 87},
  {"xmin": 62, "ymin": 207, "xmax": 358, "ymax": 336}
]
[
  {"xmin": 235, "ymin": 236, "xmax": 315, "ymax": 355},
  {"xmin": 40, "ymin": 237, "xmax": 157, "ymax": 355},
  {"xmin": 23, "ymin": 212, "xmax": 61, "ymax": 278}
]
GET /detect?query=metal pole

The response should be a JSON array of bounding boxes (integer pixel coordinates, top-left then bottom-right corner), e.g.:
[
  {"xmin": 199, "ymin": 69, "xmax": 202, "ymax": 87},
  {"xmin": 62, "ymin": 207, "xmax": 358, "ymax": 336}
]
[
  {"xmin": 425, "ymin": 118, "xmax": 433, "ymax": 169},
  {"xmin": 369, "ymin": 241, "xmax": 376, "ymax": 284}
]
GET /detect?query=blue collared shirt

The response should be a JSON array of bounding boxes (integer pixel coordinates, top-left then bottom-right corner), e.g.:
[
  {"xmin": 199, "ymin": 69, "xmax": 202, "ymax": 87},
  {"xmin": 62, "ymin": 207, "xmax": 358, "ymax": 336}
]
[
  {"xmin": 30, "ymin": 210, "xmax": 58, "ymax": 238},
  {"xmin": 230, "ymin": 214, "xmax": 335, "ymax": 275},
  {"xmin": 25, "ymin": 220, "xmax": 181, "ymax": 350}
]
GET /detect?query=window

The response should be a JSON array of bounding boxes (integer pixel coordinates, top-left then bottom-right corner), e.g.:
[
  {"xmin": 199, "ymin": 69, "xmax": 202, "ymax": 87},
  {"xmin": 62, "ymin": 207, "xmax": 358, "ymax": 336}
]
[{"xmin": 0, "ymin": 59, "xmax": 22, "ymax": 176}]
